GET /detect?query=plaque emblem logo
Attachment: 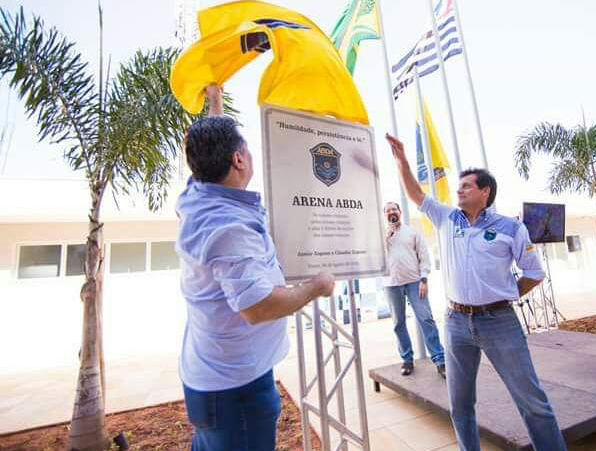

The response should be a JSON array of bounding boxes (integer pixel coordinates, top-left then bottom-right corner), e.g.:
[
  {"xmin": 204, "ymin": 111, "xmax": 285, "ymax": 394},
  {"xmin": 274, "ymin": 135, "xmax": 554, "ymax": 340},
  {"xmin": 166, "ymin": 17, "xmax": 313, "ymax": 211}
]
[{"xmin": 310, "ymin": 143, "xmax": 341, "ymax": 187}]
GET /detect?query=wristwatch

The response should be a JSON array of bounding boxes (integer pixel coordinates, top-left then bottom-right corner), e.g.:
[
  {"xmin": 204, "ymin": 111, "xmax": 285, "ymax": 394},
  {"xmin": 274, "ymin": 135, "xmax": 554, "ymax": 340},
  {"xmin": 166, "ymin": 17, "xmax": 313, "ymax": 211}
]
[{"xmin": 420, "ymin": 277, "xmax": 428, "ymax": 283}]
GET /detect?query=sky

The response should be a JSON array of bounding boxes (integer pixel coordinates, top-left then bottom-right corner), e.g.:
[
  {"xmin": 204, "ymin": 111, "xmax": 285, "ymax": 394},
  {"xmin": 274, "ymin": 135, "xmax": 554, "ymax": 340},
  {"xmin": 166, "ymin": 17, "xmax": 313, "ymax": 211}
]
[{"xmin": 1, "ymin": 0, "xmax": 595, "ymax": 217}]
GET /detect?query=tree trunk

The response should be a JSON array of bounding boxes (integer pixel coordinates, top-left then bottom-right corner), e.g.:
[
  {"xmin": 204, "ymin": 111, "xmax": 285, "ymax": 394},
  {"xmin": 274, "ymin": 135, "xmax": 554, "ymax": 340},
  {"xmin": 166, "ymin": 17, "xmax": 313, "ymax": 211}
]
[{"xmin": 68, "ymin": 186, "xmax": 109, "ymax": 451}]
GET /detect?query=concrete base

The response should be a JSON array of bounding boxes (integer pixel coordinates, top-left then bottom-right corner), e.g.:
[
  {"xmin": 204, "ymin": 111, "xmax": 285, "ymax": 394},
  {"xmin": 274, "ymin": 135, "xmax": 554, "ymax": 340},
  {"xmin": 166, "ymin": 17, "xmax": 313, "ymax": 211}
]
[{"xmin": 369, "ymin": 330, "xmax": 596, "ymax": 451}]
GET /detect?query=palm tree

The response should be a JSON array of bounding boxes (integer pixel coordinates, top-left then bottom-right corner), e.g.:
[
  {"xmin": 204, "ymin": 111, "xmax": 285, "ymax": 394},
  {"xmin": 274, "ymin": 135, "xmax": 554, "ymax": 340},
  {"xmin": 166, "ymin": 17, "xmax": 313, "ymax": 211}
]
[
  {"xmin": 0, "ymin": 5, "xmax": 234, "ymax": 451},
  {"xmin": 514, "ymin": 121, "xmax": 596, "ymax": 204}
]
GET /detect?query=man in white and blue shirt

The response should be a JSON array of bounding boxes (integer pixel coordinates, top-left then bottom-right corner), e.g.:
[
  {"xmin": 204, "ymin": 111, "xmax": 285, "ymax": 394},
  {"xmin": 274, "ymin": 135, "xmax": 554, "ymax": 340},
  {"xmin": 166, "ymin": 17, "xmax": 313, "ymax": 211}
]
[
  {"xmin": 176, "ymin": 84, "xmax": 334, "ymax": 451},
  {"xmin": 384, "ymin": 201, "xmax": 445, "ymax": 378},
  {"xmin": 385, "ymin": 133, "xmax": 567, "ymax": 451}
]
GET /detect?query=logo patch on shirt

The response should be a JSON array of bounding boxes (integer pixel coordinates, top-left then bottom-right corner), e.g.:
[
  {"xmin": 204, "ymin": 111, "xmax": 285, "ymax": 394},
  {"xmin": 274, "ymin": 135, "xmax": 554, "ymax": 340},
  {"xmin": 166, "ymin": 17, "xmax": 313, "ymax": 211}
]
[
  {"xmin": 526, "ymin": 244, "xmax": 536, "ymax": 252},
  {"xmin": 483, "ymin": 228, "xmax": 497, "ymax": 241},
  {"xmin": 454, "ymin": 226, "xmax": 464, "ymax": 238}
]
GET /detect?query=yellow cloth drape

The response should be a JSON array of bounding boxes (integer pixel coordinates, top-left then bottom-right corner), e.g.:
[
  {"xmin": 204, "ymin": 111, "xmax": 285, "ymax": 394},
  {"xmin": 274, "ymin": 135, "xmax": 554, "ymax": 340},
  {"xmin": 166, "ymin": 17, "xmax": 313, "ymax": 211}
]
[{"xmin": 170, "ymin": 0, "xmax": 369, "ymax": 125}]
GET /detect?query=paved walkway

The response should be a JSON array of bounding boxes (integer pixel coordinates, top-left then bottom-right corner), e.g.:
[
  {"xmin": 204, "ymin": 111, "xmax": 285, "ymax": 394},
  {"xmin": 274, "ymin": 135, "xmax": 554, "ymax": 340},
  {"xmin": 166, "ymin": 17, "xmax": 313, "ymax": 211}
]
[
  {"xmin": 370, "ymin": 331, "xmax": 596, "ymax": 450},
  {"xmin": 2, "ymin": 301, "xmax": 595, "ymax": 451}
]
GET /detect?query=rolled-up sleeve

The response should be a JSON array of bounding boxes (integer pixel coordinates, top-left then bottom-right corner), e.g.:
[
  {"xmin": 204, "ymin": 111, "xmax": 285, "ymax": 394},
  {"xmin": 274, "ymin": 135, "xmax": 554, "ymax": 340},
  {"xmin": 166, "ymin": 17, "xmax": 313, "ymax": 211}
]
[
  {"xmin": 513, "ymin": 224, "xmax": 545, "ymax": 280},
  {"xmin": 203, "ymin": 224, "xmax": 275, "ymax": 312},
  {"xmin": 419, "ymin": 195, "xmax": 454, "ymax": 229}
]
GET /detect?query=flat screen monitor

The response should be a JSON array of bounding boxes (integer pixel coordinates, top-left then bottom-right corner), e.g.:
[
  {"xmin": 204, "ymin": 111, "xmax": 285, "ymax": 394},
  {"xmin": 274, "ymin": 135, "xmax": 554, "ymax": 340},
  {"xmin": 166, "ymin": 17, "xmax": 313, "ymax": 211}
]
[{"xmin": 521, "ymin": 202, "xmax": 565, "ymax": 244}]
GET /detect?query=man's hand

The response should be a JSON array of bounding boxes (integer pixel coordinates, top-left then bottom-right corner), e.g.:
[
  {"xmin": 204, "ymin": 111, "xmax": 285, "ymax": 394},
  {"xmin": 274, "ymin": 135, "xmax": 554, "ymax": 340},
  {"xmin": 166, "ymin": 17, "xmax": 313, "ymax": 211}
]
[
  {"xmin": 419, "ymin": 280, "xmax": 428, "ymax": 299},
  {"xmin": 386, "ymin": 133, "xmax": 406, "ymax": 161},
  {"xmin": 240, "ymin": 272, "xmax": 335, "ymax": 325},
  {"xmin": 310, "ymin": 272, "xmax": 335, "ymax": 297},
  {"xmin": 205, "ymin": 83, "xmax": 223, "ymax": 117}
]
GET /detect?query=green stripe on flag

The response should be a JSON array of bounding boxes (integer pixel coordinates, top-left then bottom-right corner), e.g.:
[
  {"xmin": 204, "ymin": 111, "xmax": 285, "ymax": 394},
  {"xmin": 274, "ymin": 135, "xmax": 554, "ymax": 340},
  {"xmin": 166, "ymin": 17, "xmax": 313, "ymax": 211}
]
[{"xmin": 330, "ymin": 0, "xmax": 380, "ymax": 75}]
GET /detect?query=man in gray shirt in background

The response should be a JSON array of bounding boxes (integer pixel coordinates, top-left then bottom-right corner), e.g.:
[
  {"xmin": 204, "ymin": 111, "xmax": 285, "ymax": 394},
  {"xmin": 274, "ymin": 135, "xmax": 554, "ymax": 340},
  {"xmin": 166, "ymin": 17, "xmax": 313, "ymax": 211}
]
[{"xmin": 384, "ymin": 201, "xmax": 446, "ymax": 378}]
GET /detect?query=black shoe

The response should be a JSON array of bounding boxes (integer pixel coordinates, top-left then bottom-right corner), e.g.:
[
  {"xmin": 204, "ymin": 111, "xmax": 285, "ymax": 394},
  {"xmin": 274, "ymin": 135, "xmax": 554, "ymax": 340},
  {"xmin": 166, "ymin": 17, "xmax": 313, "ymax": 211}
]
[
  {"xmin": 401, "ymin": 362, "xmax": 414, "ymax": 376},
  {"xmin": 437, "ymin": 364, "xmax": 446, "ymax": 379}
]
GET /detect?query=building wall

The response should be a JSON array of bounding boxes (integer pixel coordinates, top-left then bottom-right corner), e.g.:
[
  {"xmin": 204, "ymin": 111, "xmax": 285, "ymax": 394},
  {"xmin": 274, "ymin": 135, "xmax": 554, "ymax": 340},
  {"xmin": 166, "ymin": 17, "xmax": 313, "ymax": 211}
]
[
  {"xmin": 549, "ymin": 216, "xmax": 596, "ymax": 296},
  {"xmin": 0, "ymin": 221, "xmax": 185, "ymax": 373}
]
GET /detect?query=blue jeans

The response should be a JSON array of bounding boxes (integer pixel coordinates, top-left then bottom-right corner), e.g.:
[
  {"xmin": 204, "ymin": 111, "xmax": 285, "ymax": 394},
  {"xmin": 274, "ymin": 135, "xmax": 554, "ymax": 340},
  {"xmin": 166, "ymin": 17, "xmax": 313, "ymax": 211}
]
[
  {"xmin": 445, "ymin": 307, "xmax": 567, "ymax": 451},
  {"xmin": 183, "ymin": 369, "xmax": 281, "ymax": 451},
  {"xmin": 384, "ymin": 281, "xmax": 445, "ymax": 365}
]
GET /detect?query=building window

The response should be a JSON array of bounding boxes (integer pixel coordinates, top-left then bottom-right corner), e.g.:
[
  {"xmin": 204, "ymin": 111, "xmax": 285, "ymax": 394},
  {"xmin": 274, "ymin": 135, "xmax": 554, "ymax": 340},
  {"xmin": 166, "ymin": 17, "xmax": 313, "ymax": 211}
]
[
  {"xmin": 566, "ymin": 235, "xmax": 582, "ymax": 253},
  {"xmin": 110, "ymin": 242, "xmax": 146, "ymax": 273},
  {"xmin": 66, "ymin": 244, "xmax": 87, "ymax": 276},
  {"xmin": 151, "ymin": 241, "xmax": 179, "ymax": 271},
  {"xmin": 18, "ymin": 245, "xmax": 61, "ymax": 279}
]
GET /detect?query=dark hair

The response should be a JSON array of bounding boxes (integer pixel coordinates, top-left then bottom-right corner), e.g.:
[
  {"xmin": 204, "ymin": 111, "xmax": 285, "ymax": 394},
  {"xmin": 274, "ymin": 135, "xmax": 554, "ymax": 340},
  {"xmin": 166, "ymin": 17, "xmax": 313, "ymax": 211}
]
[
  {"xmin": 185, "ymin": 116, "xmax": 245, "ymax": 183},
  {"xmin": 459, "ymin": 167, "xmax": 497, "ymax": 208},
  {"xmin": 384, "ymin": 201, "xmax": 400, "ymax": 212}
]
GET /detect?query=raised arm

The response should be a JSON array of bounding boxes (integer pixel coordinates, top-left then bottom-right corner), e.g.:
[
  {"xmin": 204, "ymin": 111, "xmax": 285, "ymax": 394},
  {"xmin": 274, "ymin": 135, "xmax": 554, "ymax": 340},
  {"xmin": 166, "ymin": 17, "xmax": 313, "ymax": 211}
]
[
  {"xmin": 385, "ymin": 133, "xmax": 425, "ymax": 207},
  {"xmin": 205, "ymin": 83, "xmax": 224, "ymax": 117}
]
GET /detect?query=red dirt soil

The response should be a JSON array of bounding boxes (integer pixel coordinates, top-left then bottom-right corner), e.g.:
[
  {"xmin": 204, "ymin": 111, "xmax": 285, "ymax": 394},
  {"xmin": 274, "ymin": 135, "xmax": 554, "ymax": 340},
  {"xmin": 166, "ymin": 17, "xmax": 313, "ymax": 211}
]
[{"xmin": 0, "ymin": 382, "xmax": 321, "ymax": 451}]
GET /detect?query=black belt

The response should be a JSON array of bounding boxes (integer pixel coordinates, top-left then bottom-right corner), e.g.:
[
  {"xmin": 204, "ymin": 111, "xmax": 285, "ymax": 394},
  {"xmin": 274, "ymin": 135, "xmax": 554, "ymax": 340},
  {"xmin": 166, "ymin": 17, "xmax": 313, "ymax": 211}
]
[{"xmin": 449, "ymin": 300, "xmax": 511, "ymax": 315}]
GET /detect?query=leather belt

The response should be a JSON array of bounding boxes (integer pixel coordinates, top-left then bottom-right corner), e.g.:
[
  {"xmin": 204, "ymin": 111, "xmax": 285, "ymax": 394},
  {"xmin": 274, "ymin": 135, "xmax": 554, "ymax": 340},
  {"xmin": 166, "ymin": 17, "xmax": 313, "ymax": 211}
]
[{"xmin": 449, "ymin": 300, "xmax": 511, "ymax": 315}]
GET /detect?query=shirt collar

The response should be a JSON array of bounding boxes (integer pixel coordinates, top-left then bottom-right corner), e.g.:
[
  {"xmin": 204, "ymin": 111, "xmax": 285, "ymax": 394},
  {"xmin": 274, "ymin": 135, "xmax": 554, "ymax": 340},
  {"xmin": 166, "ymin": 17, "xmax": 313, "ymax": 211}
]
[
  {"xmin": 478, "ymin": 208, "xmax": 490, "ymax": 222},
  {"xmin": 458, "ymin": 207, "xmax": 493, "ymax": 227},
  {"xmin": 195, "ymin": 181, "xmax": 262, "ymax": 206}
]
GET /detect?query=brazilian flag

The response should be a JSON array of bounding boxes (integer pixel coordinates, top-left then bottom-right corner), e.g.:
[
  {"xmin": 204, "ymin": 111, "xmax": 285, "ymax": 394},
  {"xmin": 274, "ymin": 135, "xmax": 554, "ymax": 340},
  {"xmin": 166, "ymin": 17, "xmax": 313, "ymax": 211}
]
[{"xmin": 330, "ymin": 0, "xmax": 381, "ymax": 76}]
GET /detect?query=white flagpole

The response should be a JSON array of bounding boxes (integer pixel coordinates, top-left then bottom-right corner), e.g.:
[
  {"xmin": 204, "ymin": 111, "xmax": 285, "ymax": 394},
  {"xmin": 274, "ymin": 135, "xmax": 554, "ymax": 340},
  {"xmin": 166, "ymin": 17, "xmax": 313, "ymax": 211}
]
[
  {"xmin": 407, "ymin": 65, "xmax": 438, "ymax": 361},
  {"xmin": 414, "ymin": 67, "xmax": 438, "ymax": 199},
  {"xmin": 379, "ymin": 0, "xmax": 428, "ymax": 359},
  {"xmin": 415, "ymin": 65, "xmax": 451, "ymax": 329},
  {"xmin": 426, "ymin": 0, "xmax": 462, "ymax": 175},
  {"xmin": 378, "ymin": 0, "xmax": 411, "ymax": 224},
  {"xmin": 452, "ymin": 0, "xmax": 489, "ymax": 169}
]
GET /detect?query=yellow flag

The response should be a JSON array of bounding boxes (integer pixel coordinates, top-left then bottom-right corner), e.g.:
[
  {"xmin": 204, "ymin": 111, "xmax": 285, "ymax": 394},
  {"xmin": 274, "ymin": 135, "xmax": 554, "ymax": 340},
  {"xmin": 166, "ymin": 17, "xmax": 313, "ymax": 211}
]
[
  {"xmin": 416, "ymin": 99, "xmax": 451, "ymax": 236},
  {"xmin": 170, "ymin": 1, "xmax": 369, "ymax": 125}
]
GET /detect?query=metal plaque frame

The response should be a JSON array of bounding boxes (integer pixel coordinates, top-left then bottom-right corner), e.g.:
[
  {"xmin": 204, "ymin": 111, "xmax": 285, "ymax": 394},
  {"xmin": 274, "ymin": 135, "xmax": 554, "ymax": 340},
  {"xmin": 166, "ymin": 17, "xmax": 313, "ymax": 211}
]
[{"xmin": 295, "ymin": 280, "xmax": 370, "ymax": 451}]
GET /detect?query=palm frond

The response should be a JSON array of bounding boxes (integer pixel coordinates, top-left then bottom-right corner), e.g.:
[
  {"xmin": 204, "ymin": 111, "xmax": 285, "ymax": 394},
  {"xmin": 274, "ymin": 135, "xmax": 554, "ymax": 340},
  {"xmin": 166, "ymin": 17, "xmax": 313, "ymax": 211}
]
[
  {"xmin": 514, "ymin": 122, "xmax": 574, "ymax": 179},
  {"xmin": 514, "ymin": 121, "xmax": 596, "ymax": 198},
  {"xmin": 103, "ymin": 47, "xmax": 236, "ymax": 210},
  {"xmin": 547, "ymin": 157, "xmax": 591, "ymax": 196},
  {"xmin": 0, "ymin": 7, "xmax": 98, "ymax": 173},
  {"xmin": 1, "ymin": 8, "xmax": 237, "ymax": 212}
]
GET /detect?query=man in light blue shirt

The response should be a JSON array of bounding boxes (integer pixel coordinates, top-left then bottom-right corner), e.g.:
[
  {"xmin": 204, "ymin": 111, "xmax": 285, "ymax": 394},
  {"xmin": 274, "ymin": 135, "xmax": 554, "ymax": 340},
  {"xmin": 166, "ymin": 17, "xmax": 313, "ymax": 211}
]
[
  {"xmin": 176, "ymin": 84, "xmax": 334, "ymax": 451},
  {"xmin": 385, "ymin": 133, "xmax": 567, "ymax": 451}
]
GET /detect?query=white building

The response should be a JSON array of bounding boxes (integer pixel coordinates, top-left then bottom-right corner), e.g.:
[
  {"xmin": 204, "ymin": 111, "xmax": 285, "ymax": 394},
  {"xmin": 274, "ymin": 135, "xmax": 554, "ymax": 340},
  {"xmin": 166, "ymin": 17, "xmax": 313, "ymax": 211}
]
[{"xmin": 1, "ymin": 176, "xmax": 595, "ymax": 373}]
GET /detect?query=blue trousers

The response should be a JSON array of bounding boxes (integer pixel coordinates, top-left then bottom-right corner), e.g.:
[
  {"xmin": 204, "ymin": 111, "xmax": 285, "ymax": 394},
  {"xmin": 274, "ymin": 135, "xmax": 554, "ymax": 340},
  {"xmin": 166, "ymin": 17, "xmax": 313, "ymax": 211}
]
[
  {"xmin": 384, "ymin": 281, "xmax": 445, "ymax": 365},
  {"xmin": 445, "ymin": 307, "xmax": 567, "ymax": 451},
  {"xmin": 183, "ymin": 369, "xmax": 281, "ymax": 451}
]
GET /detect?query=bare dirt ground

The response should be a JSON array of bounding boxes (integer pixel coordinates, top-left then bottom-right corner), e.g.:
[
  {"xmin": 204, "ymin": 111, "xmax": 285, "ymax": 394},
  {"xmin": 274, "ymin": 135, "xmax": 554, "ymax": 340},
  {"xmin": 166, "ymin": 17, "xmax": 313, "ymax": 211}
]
[
  {"xmin": 558, "ymin": 314, "xmax": 596, "ymax": 334},
  {"xmin": 0, "ymin": 382, "xmax": 321, "ymax": 451}
]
